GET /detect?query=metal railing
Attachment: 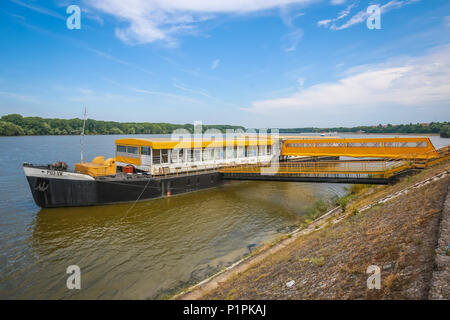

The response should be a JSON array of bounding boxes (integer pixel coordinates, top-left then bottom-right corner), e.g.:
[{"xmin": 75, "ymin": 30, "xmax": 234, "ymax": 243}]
[{"xmin": 220, "ymin": 144, "xmax": 450, "ymax": 180}]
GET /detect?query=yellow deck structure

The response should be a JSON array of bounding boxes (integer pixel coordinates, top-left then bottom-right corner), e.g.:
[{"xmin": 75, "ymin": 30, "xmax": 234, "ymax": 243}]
[
  {"xmin": 75, "ymin": 156, "xmax": 116, "ymax": 177},
  {"xmin": 281, "ymin": 137, "xmax": 438, "ymax": 159},
  {"xmin": 114, "ymin": 137, "xmax": 276, "ymax": 167},
  {"xmin": 75, "ymin": 136, "xmax": 447, "ymax": 180}
]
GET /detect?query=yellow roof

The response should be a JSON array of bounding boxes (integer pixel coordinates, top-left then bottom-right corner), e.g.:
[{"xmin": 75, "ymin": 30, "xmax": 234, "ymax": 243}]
[{"xmin": 115, "ymin": 137, "xmax": 275, "ymax": 149}]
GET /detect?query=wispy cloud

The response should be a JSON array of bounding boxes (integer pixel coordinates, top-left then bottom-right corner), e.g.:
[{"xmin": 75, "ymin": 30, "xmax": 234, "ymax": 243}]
[
  {"xmin": 1, "ymin": 9, "xmax": 26, "ymax": 21},
  {"xmin": 10, "ymin": 0, "xmax": 65, "ymax": 20},
  {"xmin": 317, "ymin": 2, "xmax": 357, "ymax": 28},
  {"xmin": 89, "ymin": 49, "xmax": 153, "ymax": 75},
  {"xmin": 211, "ymin": 58, "xmax": 220, "ymax": 70},
  {"xmin": 279, "ymin": 6, "xmax": 305, "ymax": 52},
  {"xmin": 281, "ymin": 29, "xmax": 303, "ymax": 52},
  {"xmin": 245, "ymin": 45, "xmax": 450, "ymax": 117},
  {"xmin": 0, "ymin": 90, "xmax": 36, "ymax": 103},
  {"xmin": 98, "ymin": 77, "xmax": 201, "ymax": 103},
  {"xmin": 173, "ymin": 81, "xmax": 214, "ymax": 99},
  {"xmin": 318, "ymin": 0, "xmax": 420, "ymax": 31},
  {"xmin": 131, "ymin": 87, "xmax": 200, "ymax": 103},
  {"xmin": 84, "ymin": 0, "xmax": 318, "ymax": 45},
  {"xmin": 330, "ymin": 0, "xmax": 346, "ymax": 4},
  {"xmin": 172, "ymin": 80, "xmax": 242, "ymax": 109},
  {"xmin": 445, "ymin": 15, "xmax": 450, "ymax": 27}
]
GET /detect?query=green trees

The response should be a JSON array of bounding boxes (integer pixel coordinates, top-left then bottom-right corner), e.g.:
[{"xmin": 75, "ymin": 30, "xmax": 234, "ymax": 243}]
[
  {"xmin": 0, "ymin": 121, "xmax": 25, "ymax": 136},
  {"xmin": 440, "ymin": 125, "xmax": 450, "ymax": 138},
  {"xmin": 0, "ymin": 114, "xmax": 246, "ymax": 136},
  {"xmin": 1, "ymin": 113, "xmax": 448, "ymax": 137},
  {"xmin": 277, "ymin": 122, "xmax": 450, "ymax": 136}
]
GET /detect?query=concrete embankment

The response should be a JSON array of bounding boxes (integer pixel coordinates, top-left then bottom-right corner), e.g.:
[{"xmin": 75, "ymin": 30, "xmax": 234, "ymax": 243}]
[
  {"xmin": 175, "ymin": 161, "xmax": 450, "ymax": 300},
  {"xmin": 429, "ymin": 182, "xmax": 450, "ymax": 299}
]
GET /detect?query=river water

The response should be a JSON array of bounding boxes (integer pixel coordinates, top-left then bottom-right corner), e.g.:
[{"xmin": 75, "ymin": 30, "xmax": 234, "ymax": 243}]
[{"xmin": 0, "ymin": 133, "xmax": 447, "ymax": 299}]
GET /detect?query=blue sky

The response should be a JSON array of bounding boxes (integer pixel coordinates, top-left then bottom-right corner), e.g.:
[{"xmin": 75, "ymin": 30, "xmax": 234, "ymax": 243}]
[{"xmin": 0, "ymin": 0, "xmax": 449, "ymax": 127}]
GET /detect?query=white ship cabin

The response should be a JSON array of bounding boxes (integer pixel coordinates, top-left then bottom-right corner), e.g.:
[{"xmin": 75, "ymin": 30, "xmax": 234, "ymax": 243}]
[{"xmin": 114, "ymin": 137, "xmax": 279, "ymax": 175}]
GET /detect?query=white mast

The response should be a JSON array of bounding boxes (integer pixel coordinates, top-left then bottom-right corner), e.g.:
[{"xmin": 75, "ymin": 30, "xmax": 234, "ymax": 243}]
[{"xmin": 81, "ymin": 107, "xmax": 87, "ymax": 163}]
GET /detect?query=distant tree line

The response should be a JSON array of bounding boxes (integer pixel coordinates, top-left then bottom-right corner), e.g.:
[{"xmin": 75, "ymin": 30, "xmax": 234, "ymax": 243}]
[
  {"xmin": 270, "ymin": 122, "xmax": 450, "ymax": 138},
  {"xmin": 0, "ymin": 114, "xmax": 245, "ymax": 136},
  {"xmin": 1, "ymin": 114, "xmax": 449, "ymax": 138}
]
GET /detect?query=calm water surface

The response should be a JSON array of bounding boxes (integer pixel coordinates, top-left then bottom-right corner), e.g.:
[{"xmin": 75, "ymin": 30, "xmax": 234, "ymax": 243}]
[{"xmin": 0, "ymin": 134, "xmax": 447, "ymax": 299}]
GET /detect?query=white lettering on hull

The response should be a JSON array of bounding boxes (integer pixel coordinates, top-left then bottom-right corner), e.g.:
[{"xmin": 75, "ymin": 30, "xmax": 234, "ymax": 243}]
[{"xmin": 23, "ymin": 167, "xmax": 95, "ymax": 181}]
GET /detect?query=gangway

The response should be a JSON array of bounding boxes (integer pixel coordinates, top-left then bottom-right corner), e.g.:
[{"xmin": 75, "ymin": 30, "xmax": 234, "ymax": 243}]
[
  {"xmin": 220, "ymin": 145, "xmax": 449, "ymax": 185},
  {"xmin": 281, "ymin": 137, "xmax": 438, "ymax": 159}
]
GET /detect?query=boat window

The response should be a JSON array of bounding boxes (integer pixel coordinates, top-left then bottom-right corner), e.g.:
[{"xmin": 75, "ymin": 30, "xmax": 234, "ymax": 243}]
[
  {"xmin": 117, "ymin": 145, "xmax": 127, "ymax": 153},
  {"xmin": 194, "ymin": 149, "xmax": 202, "ymax": 162},
  {"xmin": 141, "ymin": 146, "xmax": 151, "ymax": 156},
  {"xmin": 161, "ymin": 149, "xmax": 169, "ymax": 163},
  {"xmin": 153, "ymin": 149, "xmax": 161, "ymax": 164},
  {"xmin": 237, "ymin": 146, "xmax": 245, "ymax": 158},
  {"xmin": 127, "ymin": 146, "xmax": 139, "ymax": 154},
  {"xmin": 259, "ymin": 145, "xmax": 266, "ymax": 156},
  {"xmin": 202, "ymin": 147, "xmax": 214, "ymax": 161},
  {"xmin": 171, "ymin": 148, "xmax": 184, "ymax": 163},
  {"xmin": 225, "ymin": 146, "xmax": 233, "ymax": 159},
  {"xmin": 186, "ymin": 149, "xmax": 193, "ymax": 162},
  {"xmin": 215, "ymin": 147, "xmax": 221, "ymax": 159}
]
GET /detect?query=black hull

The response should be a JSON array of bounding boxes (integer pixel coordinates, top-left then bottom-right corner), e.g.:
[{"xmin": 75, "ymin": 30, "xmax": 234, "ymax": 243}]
[{"xmin": 26, "ymin": 172, "xmax": 222, "ymax": 208}]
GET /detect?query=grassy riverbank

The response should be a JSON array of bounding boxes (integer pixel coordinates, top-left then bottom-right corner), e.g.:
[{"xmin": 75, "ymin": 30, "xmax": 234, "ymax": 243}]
[{"xmin": 180, "ymin": 160, "xmax": 450, "ymax": 300}]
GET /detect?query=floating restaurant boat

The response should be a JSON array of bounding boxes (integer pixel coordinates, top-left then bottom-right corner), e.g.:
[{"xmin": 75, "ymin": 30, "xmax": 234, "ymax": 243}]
[{"xmin": 23, "ymin": 137, "xmax": 280, "ymax": 208}]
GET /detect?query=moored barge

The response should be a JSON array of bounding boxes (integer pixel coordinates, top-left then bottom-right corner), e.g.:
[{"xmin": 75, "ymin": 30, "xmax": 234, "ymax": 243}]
[{"xmin": 24, "ymin": 137, "xmax": 280, "ymax": 208}]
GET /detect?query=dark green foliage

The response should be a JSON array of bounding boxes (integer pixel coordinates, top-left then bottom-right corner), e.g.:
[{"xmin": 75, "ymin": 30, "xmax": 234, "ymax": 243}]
[
  {"xmin": 304, "ymin": 199, "xmax": 329, "ymax": 221},
  {"xmin": 440, "ymin": 124, "xmax": 450, "ymax": 138},
  {"xmin": 0, "ymin": 114, "xmax": 245, "ymax": 136},
  {"xmin": 263, "ymin": 122, "xmax": 450, "ymax": 136},
  {"xmin": 2, "ymin": 114, "xmax": 448, "ymax": 137},
  {"xmin": 0, "ymin": 121, "xmax": 25, "ymax": 136}
]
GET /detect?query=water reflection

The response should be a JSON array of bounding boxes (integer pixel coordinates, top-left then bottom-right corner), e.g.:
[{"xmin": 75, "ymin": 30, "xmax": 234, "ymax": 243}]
[{"xmin": 22, "ymin": 180, "xmax": 346, "ymax": 299}]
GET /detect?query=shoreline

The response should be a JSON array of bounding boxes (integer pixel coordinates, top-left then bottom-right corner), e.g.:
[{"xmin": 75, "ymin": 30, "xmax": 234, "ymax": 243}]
[{"xmin": 0, "ymin": 132, "xmax": 446, "ymax": 138}]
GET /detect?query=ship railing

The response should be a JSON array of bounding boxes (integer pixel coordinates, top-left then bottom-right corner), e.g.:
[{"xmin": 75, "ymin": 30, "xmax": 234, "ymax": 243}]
[{"xmin": 219, "ymin": 144, "xmax": 450, "ymax": 179}]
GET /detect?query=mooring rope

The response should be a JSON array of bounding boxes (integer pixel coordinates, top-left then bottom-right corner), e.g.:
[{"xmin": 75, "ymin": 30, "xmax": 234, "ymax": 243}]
[{"xmin": 120, "ymin": 177, "xmax": 152, "ymax": 221}]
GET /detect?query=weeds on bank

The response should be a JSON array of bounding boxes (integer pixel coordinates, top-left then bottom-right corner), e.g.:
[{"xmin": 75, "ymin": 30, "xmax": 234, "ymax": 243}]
[
  {"xmin": 304, "ymin": 199, "xmax": 328, "ymax": 221},
  {"xmin": 309, "ymin": 257, "xmax": 325, "ymax": 267}
]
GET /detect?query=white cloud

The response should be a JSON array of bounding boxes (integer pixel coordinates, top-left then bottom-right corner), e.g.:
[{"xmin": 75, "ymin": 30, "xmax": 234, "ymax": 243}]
[
  {"xmin": 11, "ymin": 0, "xmax": 66, "ymax": 20},
  {"xmin": 245, "ymin": 45, "xmax": 450, "ymax": 116},
  {"xmin": 89, "ymin": 48, "xmax": 153, "ymax": 75},
  {"xmin": 444, "ymin": 15, "xmax": 450, "ymax": 27},
  {"xmin": 84, "ymin": 0, "xmax": 316, "ymax": 44},
  {"xmin": 173, "ymin": 81, "xmax": 213, "ymax": 99},
  {"xmin": 317, "ymin": 2, "xmax": 356, "ymax": 28},
  {"xmin": 132, "ymin": 87, "xmax": 200, "ymax": 103},
  {"xmin": 331, "ymin": 9, "xmax": 366, "ymax": 30},
  {"xmin": 281, "ymin": 28, "xmax": 303, "ymax": 52},
  {"xmin": 0, "ymin": 91, "xmax": 36, "ymax": 103},
  {"xmin": 211, "ymin": 58, "xmax": 220, "ymax": 70},
  {"xmin": 279, "ymin": 6, "xmax": 305, "ymax": 52},
  {"xmin": 330, "ymin": 0, "xmax": 346, "ymax": 5},
  {"xmin": 319, "ymin": 0, "xmax": 420, "ymax": 31}
]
